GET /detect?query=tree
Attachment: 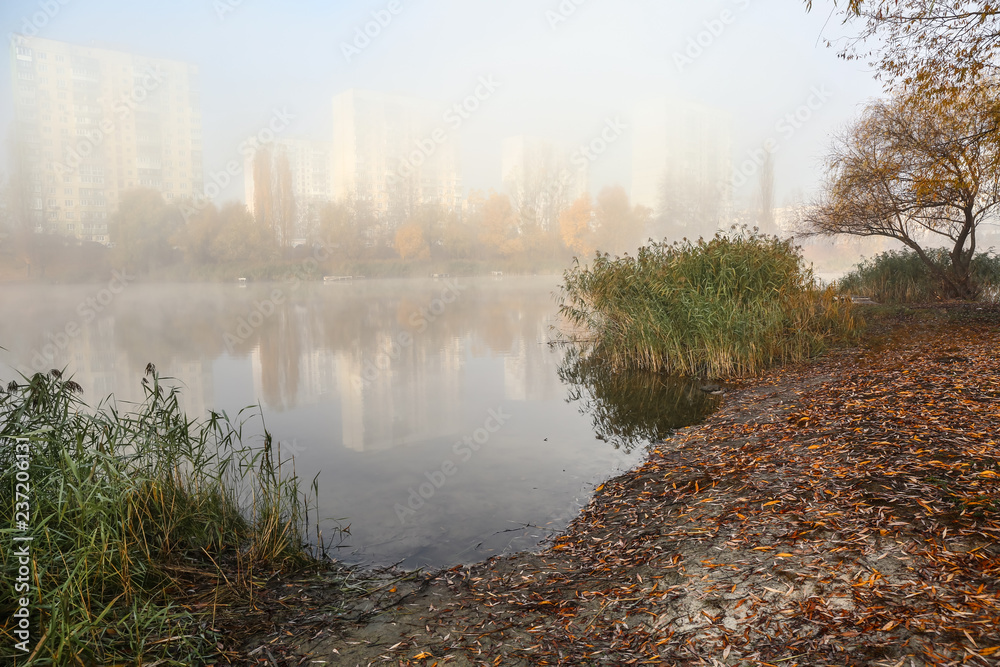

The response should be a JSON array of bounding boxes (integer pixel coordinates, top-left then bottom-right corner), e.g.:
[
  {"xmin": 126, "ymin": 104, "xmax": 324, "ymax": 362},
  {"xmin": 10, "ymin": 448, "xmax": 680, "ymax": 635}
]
[
  {"xmin": 560, "ymin": 194, "xmax": 594, "ymax": 257},
  {"xmin": 251, "ymin": 145, "xmax": 296, "ymax": 246},
  {"xmin": 394, "ymin": 223, "xmax": 431, "ymax": 260},
  {"xmin": 806, "ymin": 1, "xmax": 1000, "ymax": 90},
  {"xmin": 109, "ymin": 189, "xmax": 182, "ymax": 275},
  {"xmin": 317, "ymin": 200, "xmax": 364, "ymax": 259},
  {"xmin": 479, "ymin": 191, "xmax": 523, "ymax": 257},
  {"xmin": 210, "ymin": 202, "xmax": 278, "ymax": 264},
  {"xmin": 804, "ymin": 87, "xmax": 1000, "ymax": 299},
  {"xmin": 655, "ymin": 169, "xmax": 726, "ymax": 242},
  {"xmin": 173, "ymin": 202, "xmax": 223, "ymax": 265},
  {"xmin": 756, "ymin": 146, "xmax": 776, "ymax": 236},
  {"xmin": 593, "ymin": 186, "xmax": 647, "ymax": 255}
]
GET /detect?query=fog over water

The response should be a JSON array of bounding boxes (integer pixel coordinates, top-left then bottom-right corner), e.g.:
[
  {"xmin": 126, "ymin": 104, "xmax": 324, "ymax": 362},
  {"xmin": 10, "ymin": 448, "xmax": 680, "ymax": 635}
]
[{"xmin": 0, "ymin": 1, "xmax": 890, "ymax": 566}]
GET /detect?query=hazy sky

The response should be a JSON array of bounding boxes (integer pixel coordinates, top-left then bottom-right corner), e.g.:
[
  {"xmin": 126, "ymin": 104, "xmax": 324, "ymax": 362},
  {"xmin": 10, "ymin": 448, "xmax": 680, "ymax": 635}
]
[{"xmin": 0, "ymin": 0, "xmax": 882, "ymax": 207}]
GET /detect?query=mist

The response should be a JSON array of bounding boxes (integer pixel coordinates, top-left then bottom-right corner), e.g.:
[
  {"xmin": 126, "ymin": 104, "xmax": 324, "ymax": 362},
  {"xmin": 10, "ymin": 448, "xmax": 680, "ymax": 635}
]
[{"xmin": 1, "ymin": 0, "xmax": 881, "ymax": 212}]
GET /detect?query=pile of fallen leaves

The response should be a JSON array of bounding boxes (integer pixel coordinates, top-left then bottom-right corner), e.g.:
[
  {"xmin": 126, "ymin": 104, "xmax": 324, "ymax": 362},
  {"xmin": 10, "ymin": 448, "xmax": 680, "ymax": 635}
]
[{"xmin": 299, "ymin": 308, "xmax": 1000, "ymax": 666}]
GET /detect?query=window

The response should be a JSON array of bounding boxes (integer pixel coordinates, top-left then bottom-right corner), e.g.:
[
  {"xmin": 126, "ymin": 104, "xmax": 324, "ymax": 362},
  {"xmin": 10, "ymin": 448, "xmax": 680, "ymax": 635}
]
[
  {"xmin": 64, "ymin": 188, "xmax": 73, "ymax": 195},
  {"xmin": 65, "ymin": 200, "xmax": 74, "ymax": 206}
]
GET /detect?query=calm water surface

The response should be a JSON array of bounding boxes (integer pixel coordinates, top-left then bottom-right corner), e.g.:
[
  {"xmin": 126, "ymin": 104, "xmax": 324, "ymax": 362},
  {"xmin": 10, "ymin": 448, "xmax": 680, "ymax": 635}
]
[{"xmin": 0, "ymin": 276, "xmax": 717, "ymax": 568}]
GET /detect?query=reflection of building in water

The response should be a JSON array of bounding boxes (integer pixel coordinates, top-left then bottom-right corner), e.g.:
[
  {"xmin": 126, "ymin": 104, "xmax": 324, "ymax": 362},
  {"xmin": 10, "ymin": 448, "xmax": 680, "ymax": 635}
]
[
  {"xmin": 502, "ymin": 319, "xmax": 564, "ymax": 403},
  {"xmin": 336, "ymin": 333, "xmax": 465, "ymax": 452},
  {"xmin": 336, "ymin": 351, "xmax": 365, "ymax": 453},
  {"xmin": 41, "ymin": 314, "xmax": 215, "ymax": 418}
]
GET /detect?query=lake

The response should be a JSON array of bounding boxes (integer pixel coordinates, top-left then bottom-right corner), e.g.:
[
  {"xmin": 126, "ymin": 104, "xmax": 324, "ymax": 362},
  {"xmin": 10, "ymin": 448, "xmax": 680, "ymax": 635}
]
[{"xmin": 0, "ymin": 276, "xmax": 718, "ymax": 569}]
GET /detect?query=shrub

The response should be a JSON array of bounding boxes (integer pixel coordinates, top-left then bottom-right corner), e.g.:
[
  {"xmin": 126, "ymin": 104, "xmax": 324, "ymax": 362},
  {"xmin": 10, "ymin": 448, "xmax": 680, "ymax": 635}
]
[
  {"xmin": 558, "ymin": 229, "xmax": 858, "ymax": 378},
  {"xmin": 837, "ymin": 249, "xmax": 1000, "ymax": 304}
]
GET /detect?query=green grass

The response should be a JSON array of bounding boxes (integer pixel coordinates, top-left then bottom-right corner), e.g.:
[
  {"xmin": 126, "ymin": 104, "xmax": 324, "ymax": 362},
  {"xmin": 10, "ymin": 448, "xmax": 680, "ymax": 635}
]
[
  {"xmin": 558, "ymin": 229, "xmax": 858, "ymax": 378},
  {"xmin": 0, "ymin": 368, "xmax": 324, "ymax": 665},
  {"xmin": 836, "ymin": 248, "xmax": 1000, "ymax": 304}
]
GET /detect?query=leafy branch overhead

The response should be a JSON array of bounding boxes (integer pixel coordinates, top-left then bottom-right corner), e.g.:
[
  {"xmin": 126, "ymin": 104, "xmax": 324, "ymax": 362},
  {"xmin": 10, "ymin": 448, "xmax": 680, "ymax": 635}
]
[{"xmin": 807, "ymin": 0, "xmax": 1000, "ymax": 90}]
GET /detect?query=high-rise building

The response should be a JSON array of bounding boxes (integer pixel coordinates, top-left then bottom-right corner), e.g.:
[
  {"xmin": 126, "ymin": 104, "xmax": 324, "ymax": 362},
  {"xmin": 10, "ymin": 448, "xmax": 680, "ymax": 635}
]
[
  {"xmin": 631, "ymin": 98, "xmax": 732, "ymax": 240},
  {"xmin": 331, "ymin": 89, "xmax": 460, "ymax": 228},
  {"xmin": 501, "ymin": 136, "xmax": 588, "ymax": 231},
  {"xmin": 8, "ymin": 35, "xmax": 203, "ymax": 243},
  {"xmin": 245, "ymin": 137, "xmax": 331, "ymax": 240}
]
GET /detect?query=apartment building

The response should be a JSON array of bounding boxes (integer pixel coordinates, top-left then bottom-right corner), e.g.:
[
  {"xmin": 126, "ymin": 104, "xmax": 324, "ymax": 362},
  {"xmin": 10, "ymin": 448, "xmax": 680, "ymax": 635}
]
[
  {"xmin": 501, "ymin": 135, "xmax": 588, "ymax": 231},
  {"xmin": 331, "ymin": 89, "xmax": 460, "ymax": 228},
  {"xmin": 9, "ymin": 35, "xmax": 203, "ymax": 243},
  {"xmin": 244, "ymin": 136, "xmax": 331, "ymax": 239},
  {"xmin": 631, "ymin": 97, "xmax": 732, "ymax": 240}
]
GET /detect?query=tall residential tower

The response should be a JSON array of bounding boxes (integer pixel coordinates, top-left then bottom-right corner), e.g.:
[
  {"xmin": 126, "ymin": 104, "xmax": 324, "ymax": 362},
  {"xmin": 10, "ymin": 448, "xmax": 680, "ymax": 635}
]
[{"xmin": 9, "ymin": 35, "xmax": 203, "ymax": 243}]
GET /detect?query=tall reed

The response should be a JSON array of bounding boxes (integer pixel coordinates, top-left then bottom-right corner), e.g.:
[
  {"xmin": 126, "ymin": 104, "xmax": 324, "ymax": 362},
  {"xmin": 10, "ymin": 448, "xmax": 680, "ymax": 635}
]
[
  {"xmin": 0, "ymin": 367, "xmax": 322, "ymax": 665},
  {"xmin": 559, "ymin": 229, "xmax": 858, "ymax": 378}
]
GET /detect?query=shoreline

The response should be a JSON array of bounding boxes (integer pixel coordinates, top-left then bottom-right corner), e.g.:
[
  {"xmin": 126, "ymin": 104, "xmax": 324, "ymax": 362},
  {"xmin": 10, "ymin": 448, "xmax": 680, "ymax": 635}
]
[{"xmin": 234, "ymin": 305, "xmax": 1000, "ymax": 666}]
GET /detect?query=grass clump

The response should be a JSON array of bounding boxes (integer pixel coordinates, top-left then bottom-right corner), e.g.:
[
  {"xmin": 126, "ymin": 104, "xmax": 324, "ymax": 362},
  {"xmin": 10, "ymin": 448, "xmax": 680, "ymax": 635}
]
[
  {"xmin": 559, "ymin": 229, "xmax": 858, "ymax": 378},
  {"xmin": 837, "ymin": 248, "xmax": 1000, "ymax": 304},
  {"xmin": 0, "ymin": 367, "xmax": 323, "ymax": 665}
]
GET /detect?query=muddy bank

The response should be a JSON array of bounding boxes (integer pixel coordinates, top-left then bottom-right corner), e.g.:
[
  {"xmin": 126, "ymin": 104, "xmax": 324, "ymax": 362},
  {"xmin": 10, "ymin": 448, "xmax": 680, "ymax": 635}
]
[{"xmin": 246, "ymin": 308, "xmax": 1000, "ymax": 666}]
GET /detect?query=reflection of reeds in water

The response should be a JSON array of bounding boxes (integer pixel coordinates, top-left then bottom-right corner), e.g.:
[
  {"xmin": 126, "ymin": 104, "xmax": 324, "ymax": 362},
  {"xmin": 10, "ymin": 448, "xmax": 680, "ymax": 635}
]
[
  {"xmin": 0, "ymin": 368, "xmax": 328, "ymax": 664},
  {"xmin": 558, "ymin": 230, "xmax": 858, "ymax": 378},
  {"xmin": 558, "ymin": 348, "xmax": 721, "ymax": 452}
]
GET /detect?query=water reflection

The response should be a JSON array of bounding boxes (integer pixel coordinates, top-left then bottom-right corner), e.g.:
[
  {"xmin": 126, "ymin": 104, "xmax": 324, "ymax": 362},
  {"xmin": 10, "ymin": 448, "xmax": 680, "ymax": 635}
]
[
  {"xmin": 558, "ymin": 348, "xmax": 721, "ymax": 452},
  {"xmin": 0, "ymin": 277, "xmax": 719, "ymax": 567}
]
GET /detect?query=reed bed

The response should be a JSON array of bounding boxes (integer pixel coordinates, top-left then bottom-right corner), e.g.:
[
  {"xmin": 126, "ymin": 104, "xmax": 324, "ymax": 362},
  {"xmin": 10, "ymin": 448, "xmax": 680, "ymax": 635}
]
[
  {"xmin": 836, "ymin": 248, "xmax": 1000, "ymax": 304},
  {"xmin": 559, "ymin": 230, "xmax": 858, "ymax": 378},
  {"xmin": 0, "ymin": 367, "xmax": 322, "ymax": 665}
]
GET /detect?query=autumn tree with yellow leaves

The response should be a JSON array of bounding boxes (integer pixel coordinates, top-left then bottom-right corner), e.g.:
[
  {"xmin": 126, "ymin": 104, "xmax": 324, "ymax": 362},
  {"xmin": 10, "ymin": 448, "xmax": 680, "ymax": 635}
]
[
  {"xmin": 805, "ymin": 85, "xmax": 1000, "ymax": 299},
  {"xmin": 395, "ymin": 223, "xmax": 431, "ymax": 261}
]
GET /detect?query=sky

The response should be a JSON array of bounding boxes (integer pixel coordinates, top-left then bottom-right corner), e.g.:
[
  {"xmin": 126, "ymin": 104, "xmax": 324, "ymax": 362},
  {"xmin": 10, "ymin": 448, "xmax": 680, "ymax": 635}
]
[{"xmin": 0, "ymin": 0, "xmax": 883, "ymax": 207}]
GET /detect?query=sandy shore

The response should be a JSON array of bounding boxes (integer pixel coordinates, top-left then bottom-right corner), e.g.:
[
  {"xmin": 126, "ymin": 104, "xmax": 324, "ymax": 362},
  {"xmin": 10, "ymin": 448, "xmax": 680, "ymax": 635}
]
[{"xmin": 239, "ymin": 306, "xmax": 1000, "ymax": 666}]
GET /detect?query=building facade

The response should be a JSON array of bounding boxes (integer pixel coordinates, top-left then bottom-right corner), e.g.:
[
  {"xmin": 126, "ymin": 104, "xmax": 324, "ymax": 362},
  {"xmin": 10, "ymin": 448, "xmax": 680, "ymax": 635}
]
[
  {"xmin": 9, "ymin": 35, "xmax": 203, "ymax": 243},
  {"xmin": 631, "ymin": 98, "xmax": 732, "ymax": 241},
  {"xmin": 331, "ymin": 89, "xmax": 460, "ymax": 229},
  {"xmin": 244, "ymin": 136, "xmax": 331, "ymax": 240},
  {"xmin": 501, "ymin": 135, "xmax": 588, "ymax": 232}
]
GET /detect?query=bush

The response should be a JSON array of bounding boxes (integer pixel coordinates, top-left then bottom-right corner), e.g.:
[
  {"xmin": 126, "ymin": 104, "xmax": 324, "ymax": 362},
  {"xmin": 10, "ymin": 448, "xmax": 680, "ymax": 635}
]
[
  {"xmin": 558, "ymin": 229, "xmax": 858, "ymax": 378},
  {"xmin": 837, "ymin": 249, "xmax": 1000, "ymax": 304},
  {"xmin": 0, "ymin": 369, "xmax": 320, "ymax": 665}
]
